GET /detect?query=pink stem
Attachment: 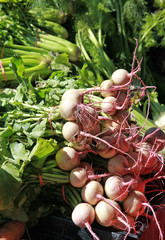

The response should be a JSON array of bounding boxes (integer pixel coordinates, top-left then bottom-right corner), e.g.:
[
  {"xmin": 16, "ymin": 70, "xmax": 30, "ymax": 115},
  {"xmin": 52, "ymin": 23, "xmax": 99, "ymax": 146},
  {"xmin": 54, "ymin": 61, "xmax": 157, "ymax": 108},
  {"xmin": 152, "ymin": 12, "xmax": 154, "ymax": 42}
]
[{"xmin": 84, "ymin": 222, "xmax": 100, "ymax": 240}]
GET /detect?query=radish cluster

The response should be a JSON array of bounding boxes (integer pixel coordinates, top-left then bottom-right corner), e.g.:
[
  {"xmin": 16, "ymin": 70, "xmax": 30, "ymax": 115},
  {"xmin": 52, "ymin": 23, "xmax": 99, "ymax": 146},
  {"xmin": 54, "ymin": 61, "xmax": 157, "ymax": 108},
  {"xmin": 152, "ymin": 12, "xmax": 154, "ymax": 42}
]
[{"xmin": 53, "ymin": 66, "xmax": 165, "ymax": 240}]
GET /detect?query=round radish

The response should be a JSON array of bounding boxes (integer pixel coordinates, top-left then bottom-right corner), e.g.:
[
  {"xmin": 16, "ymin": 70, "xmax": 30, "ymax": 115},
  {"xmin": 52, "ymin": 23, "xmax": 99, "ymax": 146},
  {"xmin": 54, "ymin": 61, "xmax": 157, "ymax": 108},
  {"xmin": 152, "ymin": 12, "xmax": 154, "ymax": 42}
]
[
  {"xmin": 72, "ymin": 203, "xmax": 95, "ymax": 228},
  {"xmin": 122, "ymin": 190, "xmax": 147, "ymax": 217},
  {"xmin": 101, "ymin": 96, "xmax": 117, "ymax": 116},
  {"xmin": 70, "ymin": 167, "xmax": 88, "ymax": 188},
  {"xmin": 71, "ymin": 203, "xmax": 99, "ymax": 240},
  {"xmin": 104, "ymin": 175, "xmax": 129, "ymax": 201},
  {"xmin": 111, "ymin": 69, "xmax": 129, "ymax": 86},
  {"xmin": 81, "ymin": 180, "xmax": 104, "ymax": 205},
  {"xmin": 95, "ymin": 199, "xmax": 121, "ymax": 227},
  {"xmin": 62, "ymin": 89, "xmax": 82, "ymax": 102},
  {"xmin": 59, "ymin": 99, "xmax": 78, "ymax": 121},
  {"xmin": 62, "ymin": 121, "xmax": 81, "ymax": 143},
  {"xmin": 100, "ymin": 80, "xmax": 117, "ymax": 98},
  {"xmin": 55, "ymin": 147, "xmax": 80, "ymax": 171}
]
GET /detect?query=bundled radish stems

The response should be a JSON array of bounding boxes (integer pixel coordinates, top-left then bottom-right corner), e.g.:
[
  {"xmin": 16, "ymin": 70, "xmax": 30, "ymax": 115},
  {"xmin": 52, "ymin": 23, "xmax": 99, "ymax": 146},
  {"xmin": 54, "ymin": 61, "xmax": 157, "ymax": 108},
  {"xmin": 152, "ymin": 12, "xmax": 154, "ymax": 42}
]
[{"xmin": 50, "ymin": 49, "xmax": 165, "ymax": 240}]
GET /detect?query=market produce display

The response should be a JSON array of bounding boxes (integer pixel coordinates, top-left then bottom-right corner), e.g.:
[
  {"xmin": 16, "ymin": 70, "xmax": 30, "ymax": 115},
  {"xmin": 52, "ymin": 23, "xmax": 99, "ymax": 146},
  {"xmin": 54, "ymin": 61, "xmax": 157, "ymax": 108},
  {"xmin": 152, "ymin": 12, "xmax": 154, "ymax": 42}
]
[{"xmin": 0, "ymin": 0, "xmax": 165, "ymax": 240}]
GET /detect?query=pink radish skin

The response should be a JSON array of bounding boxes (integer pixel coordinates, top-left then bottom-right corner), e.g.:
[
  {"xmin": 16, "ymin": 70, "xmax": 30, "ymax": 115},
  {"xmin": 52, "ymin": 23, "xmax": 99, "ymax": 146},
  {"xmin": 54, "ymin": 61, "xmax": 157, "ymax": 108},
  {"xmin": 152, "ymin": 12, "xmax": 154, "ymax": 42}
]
[
  {"xmin": 122, "ymin": 190, "xmax": 147, "ymax": 217},
  {"xmin": 100, "ymin": 80, "xmax": 118, "ymax": 98},
  {"xmin": 71, "ymin": 203, "xmax": 100, "ymax": 240},
  {"xmin": 55, "ymin": 147, "xmax": 80, "ymax": 171},
  {"xmin": 107, "ymin": 154, "xmax": 129, "ymax": 176},
  {"xmin": 81, "ymin": 181, "xmax": 104, "ymax": 205},
  {"xmin": 104, "ymin": 175, "xmax": 130, "ymax": 201}
]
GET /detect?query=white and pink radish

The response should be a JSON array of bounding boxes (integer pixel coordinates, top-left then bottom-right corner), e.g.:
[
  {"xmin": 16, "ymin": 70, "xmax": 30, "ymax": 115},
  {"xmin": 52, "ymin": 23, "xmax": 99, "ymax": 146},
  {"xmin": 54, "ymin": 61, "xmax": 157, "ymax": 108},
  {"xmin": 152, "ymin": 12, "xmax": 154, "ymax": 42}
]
[
  {"xmin": 55, "ymin": 146, "xmax": 80, "ymax": 171},
  {"xmin": 122, "ymin": 190, "xmax": 164, "ymax": 240},
  {"xmin": 104, "ymin": 175, "xmax": 130, "ymax": 201},
  {"xmin": 122, "ymin": 190, "xmax": 147, "ymax": 217},
  {"xmin": 71, "ymin": 203, "xmax": 100, "ymax": 240},
  {"xmin": 100, "ymin": 79, "xmax": 117, "ymax": 98},
  {"xmin": 61, "ymin": 89, "xmax": 82, "ymax": 102},
  {"xmin": 81, "ymin": 180, "xmax": 104, "ymax": 205},
  {"xmin": 95, "ymin": 199, "xmax": 121, "ymax": 227},
  {"xmin": 111, "ymin": 69, "xmax": 130, "ymax": 86},
  {"xmin": 101, "ymin": 96, "xmax": 117, "ymax": 116},
  {"xmin": 70, "ymin": 167, "xmax": 111, "ymax": 188}
]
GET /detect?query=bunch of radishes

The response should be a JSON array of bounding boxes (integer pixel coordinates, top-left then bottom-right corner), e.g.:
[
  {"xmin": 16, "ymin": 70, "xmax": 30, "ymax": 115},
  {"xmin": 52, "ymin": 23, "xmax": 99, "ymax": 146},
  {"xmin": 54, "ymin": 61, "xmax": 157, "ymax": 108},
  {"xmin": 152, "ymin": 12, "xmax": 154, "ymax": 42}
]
[{"xmin": 54, "ymin": 61, "xmax": 165, "ymax": 240}]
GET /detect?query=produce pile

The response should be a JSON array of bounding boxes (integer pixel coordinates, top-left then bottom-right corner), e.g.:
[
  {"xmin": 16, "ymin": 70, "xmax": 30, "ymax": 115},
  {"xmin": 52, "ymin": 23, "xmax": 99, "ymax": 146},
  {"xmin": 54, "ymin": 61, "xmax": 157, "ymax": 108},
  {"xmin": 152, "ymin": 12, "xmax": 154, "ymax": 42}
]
[{"xmin": 0, "ymin": 0, "xmax": 165, "ymax": 240}]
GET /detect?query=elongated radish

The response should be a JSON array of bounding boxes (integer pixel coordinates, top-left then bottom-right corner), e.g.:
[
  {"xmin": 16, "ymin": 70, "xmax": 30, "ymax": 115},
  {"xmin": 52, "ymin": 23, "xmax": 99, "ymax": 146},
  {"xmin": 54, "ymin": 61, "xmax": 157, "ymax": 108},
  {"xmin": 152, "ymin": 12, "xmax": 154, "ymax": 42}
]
[
  {"xmin": 55, "ymin": 147, "xmax": 80, "ymax": 171},
  {"xmin": 107, "ymin": 154, "xmax": 129, "ymax": 176},
  {"xmin": 0, "ymin": 221, "xmax": 26, "ymax": 240},
  {"xmin": 104, "ymin": 175, "xmax": 130, "ymax": 201},
  {"xmin": 122, "ymin": 190, "xmax": 146, "ymax": 217},
  {"xmin": 100, "ymin": 80, "xmax": 117, "ymax": 98},
  {"xmin": 71, "ymin": 203, "xmax": 99, "ymax": 240}
]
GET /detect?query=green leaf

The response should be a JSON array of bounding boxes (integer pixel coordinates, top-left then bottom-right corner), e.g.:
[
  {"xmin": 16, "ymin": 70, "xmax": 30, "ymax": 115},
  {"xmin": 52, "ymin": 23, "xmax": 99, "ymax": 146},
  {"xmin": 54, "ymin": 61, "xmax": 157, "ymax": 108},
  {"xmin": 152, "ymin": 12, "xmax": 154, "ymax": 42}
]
[
  {"xmin": 0, "ymin": 166, "xmax": 22, "ymax": 210},
  {"xmin": 26, "ymin": 118, "xmax": 47, "ymax": 139},
  {"xmin": 30, "ymin": 138, "xmax": 59, "ymax": 168},
  {"xmin": 0, "ymin": 126, "xmax": 13, "ymax": 138},
  {"xmin": 10, "ymin": 142, "xmax": 30, "ymax": 164}
]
